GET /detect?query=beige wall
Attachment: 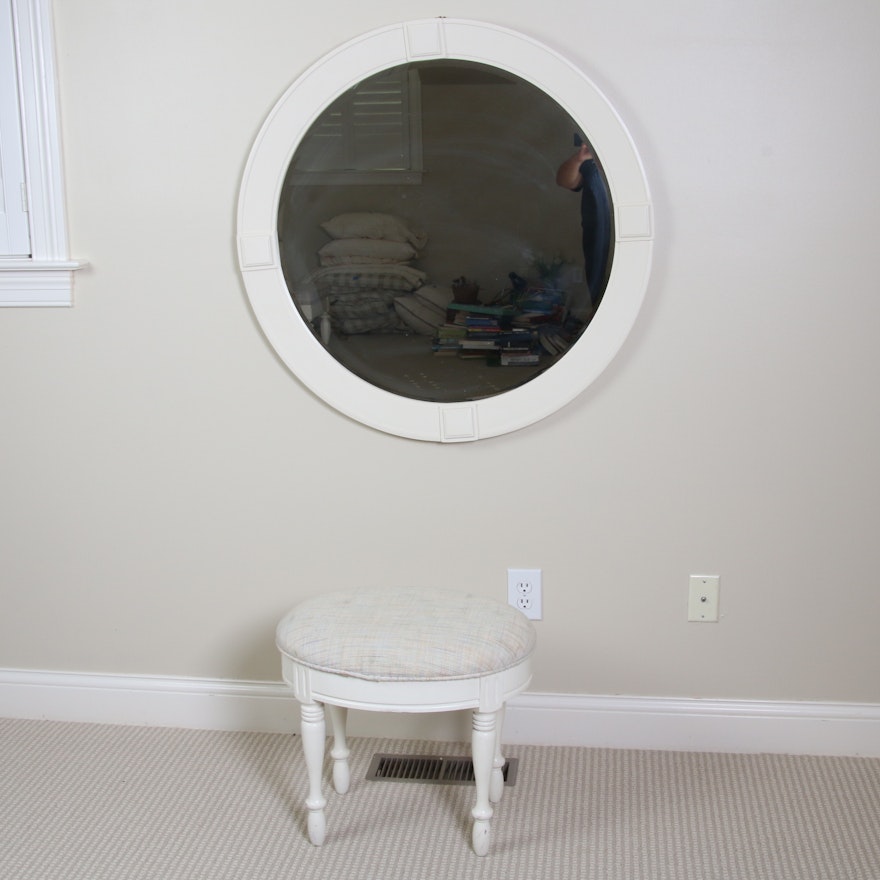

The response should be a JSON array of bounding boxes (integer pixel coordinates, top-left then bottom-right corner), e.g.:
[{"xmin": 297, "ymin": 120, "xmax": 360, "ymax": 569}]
[{"xmin": 1, "ymin": 1, "xmax": 878, "ymax": 704}]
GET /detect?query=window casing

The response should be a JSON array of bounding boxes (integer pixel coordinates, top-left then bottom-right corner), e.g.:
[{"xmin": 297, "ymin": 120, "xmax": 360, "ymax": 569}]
[{"xmin": 0, "ymin": 0, "xmax": 84, "ymax": 307}]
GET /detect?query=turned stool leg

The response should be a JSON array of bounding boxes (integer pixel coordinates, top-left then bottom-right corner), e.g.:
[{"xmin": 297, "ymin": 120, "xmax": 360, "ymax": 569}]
[
  {"xmin": 490, "ymin": 703, "xmax": 506, "ymax": 804},
  {"xmin": 300, "ymin": 701, "xmax": 327, "ymax": 845},
  {"xmin": 327, "ymin": 704, "xmax": 350, "ymax": 795},
  {"xmin": 471, "ymin": 710, "xmax": 496, "ymax": 856}
]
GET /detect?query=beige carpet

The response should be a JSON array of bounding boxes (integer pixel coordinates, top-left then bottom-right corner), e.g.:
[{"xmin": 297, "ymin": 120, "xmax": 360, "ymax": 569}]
[{"xmin": 1, "ymin": 718, "xmax": 878, "ymax": 879}]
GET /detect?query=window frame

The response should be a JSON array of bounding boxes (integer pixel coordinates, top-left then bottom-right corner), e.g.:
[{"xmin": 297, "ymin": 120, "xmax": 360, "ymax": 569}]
[{"xmin": 0, "ymin": 0, "xmax": 84, "ymax": 307}]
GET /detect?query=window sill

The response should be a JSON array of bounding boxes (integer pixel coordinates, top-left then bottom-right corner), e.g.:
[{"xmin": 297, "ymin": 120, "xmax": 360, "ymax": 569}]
[{"xmin": 0, "ymin": 259, "xmax": 87, "ymax": 307}]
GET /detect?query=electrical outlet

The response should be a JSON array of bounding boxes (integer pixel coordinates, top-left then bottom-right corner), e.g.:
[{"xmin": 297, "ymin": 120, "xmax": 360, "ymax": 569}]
[
  {"xmin": 688, "ymin": 575, "xmax": 720, "ymax": 622},
  {"xmin": 508, "ymin": 568, "xmax": 542, "ymax": 620}
]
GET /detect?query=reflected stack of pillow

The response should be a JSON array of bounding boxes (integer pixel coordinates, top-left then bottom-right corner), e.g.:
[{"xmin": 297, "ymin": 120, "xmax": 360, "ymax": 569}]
[{"xmin": 309, "ymin": 212, "xmax": 434, "ymax": 335}]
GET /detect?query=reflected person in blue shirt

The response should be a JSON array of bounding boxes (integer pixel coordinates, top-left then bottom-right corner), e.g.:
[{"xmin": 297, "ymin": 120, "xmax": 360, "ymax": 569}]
[{"xmin": 556, "ymin": 137, "xmax": 613, "ymax": 310}]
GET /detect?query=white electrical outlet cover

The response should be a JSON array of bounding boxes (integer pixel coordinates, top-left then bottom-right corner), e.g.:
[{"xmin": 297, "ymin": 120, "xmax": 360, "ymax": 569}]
[{"xmin": 507, "ymin": 568, "xmax": 542, "ymax": 620}]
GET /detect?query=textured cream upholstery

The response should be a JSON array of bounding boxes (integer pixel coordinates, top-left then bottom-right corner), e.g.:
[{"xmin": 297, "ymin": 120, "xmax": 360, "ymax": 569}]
[{"xmin": 277, "ymin": 587, "xmax": 536, "ymax": 681}]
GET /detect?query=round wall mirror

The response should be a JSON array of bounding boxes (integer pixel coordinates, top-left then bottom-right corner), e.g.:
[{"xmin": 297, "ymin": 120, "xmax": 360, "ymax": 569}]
[{"xmin": 238, "ymin": 19, "xmax": 653, "ymax": 441}]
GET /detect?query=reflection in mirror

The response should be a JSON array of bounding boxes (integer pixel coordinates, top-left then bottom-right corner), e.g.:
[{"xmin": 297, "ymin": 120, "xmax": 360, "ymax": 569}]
[{"xmin": 277, "ymin": 60, "xmax": 613, "ymax": 404}]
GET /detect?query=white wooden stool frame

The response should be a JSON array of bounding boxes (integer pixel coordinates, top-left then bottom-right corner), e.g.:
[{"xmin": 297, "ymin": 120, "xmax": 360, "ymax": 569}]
[{"xmin": 280, "ymin": 653, "xmax": 533, "ymax": 856}]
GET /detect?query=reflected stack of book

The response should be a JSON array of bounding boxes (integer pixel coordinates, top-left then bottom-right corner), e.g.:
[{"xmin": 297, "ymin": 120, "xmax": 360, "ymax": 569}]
[
  {"xmin": 432, "ymin": 322, "xmax": 467, "ymax": 355},
  {"xmin": 432, "ymin": 302, "xmax": 544, "ymax": 365},
  {"xmin": 511, "ymin": 289, "xmax": 567, "ymax": 327}
]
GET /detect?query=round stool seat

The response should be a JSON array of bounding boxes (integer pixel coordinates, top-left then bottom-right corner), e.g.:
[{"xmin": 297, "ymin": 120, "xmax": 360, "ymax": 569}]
[{"xmin": 276, "ymin": 586, "xmax": 536, "ymax": 681}]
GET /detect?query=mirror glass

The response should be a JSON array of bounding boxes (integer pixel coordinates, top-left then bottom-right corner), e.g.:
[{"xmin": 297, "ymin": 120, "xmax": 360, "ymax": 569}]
[{"xmin": 277, "ymin": 60, "xmax": 613, "ymax": 404}]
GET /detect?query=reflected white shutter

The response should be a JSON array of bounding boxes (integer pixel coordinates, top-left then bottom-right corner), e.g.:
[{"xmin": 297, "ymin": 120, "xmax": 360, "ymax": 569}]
[{"xmin": 293, "ymin": 68, "xmax": 422, "ymax": 180}]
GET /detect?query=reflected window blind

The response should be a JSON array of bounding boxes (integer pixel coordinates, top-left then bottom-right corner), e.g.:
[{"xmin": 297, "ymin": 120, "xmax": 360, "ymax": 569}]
[{"xmin": 293, "ymin": 69, "xmax": 422, "ymax": 180}]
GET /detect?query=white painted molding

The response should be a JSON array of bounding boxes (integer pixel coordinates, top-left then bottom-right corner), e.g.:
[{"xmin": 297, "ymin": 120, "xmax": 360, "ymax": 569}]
[
  {"xmin": 503, "ymin": 692, "xmax": 880, "ymax": 758},
  {"xmin": 0, "ymin": 668, "xmax": 299, "ymax": 733},
  {"xmin": 1, "ymin": 0, "xmax": 86, "ymax": 306},
  {"xmin": 0, "ymin": 260, "xmax": 83, "ymax": 306},
  {"xmin": 2, "ymin": 669, "xmax": 878, "ymax": 758}
]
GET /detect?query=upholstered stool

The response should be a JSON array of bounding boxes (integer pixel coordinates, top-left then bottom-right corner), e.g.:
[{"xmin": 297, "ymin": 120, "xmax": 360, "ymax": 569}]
[{"xmin": 276, "ymin": 587, "xmax": 536, "ymax": 856}]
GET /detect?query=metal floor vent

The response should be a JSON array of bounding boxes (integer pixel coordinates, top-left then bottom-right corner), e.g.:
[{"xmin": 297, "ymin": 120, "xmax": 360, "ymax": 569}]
[{"xmin": 366, "ymin": 753, "xmax": 518, "ymax": 786}]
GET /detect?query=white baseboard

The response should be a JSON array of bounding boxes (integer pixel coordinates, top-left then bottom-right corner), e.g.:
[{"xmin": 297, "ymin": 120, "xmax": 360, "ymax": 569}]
[
  {"xmin": 504, "ymin": 692, "xmax": 880, "ymax": 757},
  {"xmin": 2, "ymin": 668, "xmax": 878, "ymax": 758},
  {"xmin": 0, "ymin": 669, "xmax": 299, "ymax": 734}
]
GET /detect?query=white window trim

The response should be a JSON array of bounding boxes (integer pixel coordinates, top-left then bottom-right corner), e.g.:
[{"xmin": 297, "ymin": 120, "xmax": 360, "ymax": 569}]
[{"xmin": 0, "ymin": 0, "xmax": 84, "ymax": 307}]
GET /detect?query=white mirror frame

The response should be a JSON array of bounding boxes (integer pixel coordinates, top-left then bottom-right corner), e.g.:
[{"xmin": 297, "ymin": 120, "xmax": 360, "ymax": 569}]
[{"xmin": 237, "ymin": 18, "xmax": 653, "ymax": 442}]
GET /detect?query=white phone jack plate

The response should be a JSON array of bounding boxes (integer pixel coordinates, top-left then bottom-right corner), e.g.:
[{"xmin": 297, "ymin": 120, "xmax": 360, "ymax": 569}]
[{"xmin": 688, "ymin": 575, "xmax": 720, "ymax": 622}]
